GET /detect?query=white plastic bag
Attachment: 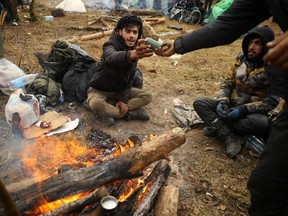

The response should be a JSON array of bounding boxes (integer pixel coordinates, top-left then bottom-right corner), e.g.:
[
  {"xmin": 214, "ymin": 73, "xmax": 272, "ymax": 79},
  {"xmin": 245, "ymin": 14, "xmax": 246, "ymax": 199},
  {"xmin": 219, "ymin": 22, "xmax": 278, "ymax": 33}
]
[
  {"xmin": 0, "ymin": 58, "xmax": 26, "ymax": 95},
  {"xmin": 5, "ymin": 90, "xmax": 40, "ymax": 129}
]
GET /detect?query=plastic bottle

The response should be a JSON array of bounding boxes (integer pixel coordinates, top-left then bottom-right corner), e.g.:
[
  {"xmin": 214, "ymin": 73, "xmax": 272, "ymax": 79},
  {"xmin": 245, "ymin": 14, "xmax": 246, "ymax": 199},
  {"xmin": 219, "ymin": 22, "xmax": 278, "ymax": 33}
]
[
  {"xmin": 44, "ymin": 15, "xmax": 54, "ymax": 21},
  {"xmin": 58, "ymin": 86, "xmax": 65, "ymax": 104},
  {"xmin": 8, "ymin": 73, "xmax": 39, "ymax": 91},
  {"xmin": 244, "ymin": 135, "xmax": 265, "ymax": 155}
]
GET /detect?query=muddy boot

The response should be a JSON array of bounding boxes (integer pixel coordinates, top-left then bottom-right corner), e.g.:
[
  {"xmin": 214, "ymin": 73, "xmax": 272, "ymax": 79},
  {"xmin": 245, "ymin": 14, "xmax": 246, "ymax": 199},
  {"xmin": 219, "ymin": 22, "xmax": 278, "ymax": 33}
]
[
  {"xmin": 203, "ymin": 126, "xmax": 218, "ymax": 137},
  {"xmin": 225, "ymin": 134, "xmax": 244, "ymax": 158},
  {"xmin": 218, "ymin": 124, "xmax": 244, "ymax": 158},
  {"xmin": 99, "ymin": 115, "xmax": 115, "ymax": 127},
  {"xmin": 126, "ymin": 108, "xmax": 149, "ymax": 121},
  {"xmin": 203, "ymin": 118, "xmax": 225, "ymax": 138}
]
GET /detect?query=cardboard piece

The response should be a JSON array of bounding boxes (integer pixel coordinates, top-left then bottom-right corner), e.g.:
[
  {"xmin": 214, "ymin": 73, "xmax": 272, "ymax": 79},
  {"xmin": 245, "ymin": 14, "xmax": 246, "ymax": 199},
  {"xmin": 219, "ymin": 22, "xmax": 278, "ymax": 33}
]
[{"xmin": 23, "ymin": 111, "xmax": 69, "ymax": 139}]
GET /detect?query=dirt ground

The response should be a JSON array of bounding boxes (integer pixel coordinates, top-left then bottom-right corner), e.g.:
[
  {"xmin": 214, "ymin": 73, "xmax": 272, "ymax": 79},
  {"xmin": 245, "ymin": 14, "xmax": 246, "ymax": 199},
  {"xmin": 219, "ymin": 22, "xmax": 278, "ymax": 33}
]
[{"xmin": 0, "ymin": 1, "xmax": 283, "ymax": 215}]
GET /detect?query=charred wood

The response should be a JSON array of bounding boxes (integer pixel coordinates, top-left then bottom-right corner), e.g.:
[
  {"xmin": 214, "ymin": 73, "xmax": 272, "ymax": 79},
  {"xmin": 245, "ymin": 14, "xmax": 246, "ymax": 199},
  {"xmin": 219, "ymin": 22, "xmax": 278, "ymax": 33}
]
[
  {"xmin": 132, "ymin": 160, "xmax": 170, "ymax": 216},
  {"xmin": 41, "ymin": 187, "xmax": 108, "ymax": 216},
  {"xmin": 0, "ymin": 127, "xmax": 186, "ymax": 214}
]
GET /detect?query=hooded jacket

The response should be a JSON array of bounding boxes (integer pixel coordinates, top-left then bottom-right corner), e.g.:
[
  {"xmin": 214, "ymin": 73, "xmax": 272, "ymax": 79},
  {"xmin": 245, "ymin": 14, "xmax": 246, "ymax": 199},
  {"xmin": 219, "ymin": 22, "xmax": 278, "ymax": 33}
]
[
  {"xmin": 88, "ymin": 31, "xmax": 137, "ymax": 103},
  {"xmin": 217, "ymin": 26, "xmax": 280, "ymax": 114},
  {"xmin": 173, "ymin": 0, "xmax": 288, "ymax": 100},
  {"xmin": 174, "ymin": 0, "xmax": 288, "ymax": 54}
]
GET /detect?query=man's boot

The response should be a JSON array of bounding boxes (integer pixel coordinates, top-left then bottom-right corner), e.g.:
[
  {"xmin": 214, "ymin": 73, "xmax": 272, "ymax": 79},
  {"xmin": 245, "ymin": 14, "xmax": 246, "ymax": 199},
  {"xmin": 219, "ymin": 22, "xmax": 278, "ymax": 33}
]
[
  {"xmin": 126, "ymin": 108, "xmax": 149, "ymax": 121},
  {"xmin": 203, "ymin": 118, "xmax": 225, "ymax": 138},
  {"xmin": 203, "ymin": 126, "xmax": 218, "ymax": 137},
  {"xmin": 218, "ymin": 124, "xmax": 244, "ymax": 158},
  {"xmin": 99, "ymin": 115, "xmax": 115, "ymax": 127}
]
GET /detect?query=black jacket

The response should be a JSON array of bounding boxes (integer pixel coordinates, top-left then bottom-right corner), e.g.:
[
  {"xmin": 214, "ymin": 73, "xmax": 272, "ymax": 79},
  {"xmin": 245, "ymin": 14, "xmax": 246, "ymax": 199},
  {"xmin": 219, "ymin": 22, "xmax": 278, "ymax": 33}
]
[
  {"xmin": 89, "ymin": 32, "xmax": 137, "ymax": 103},
  {"xmin": 174, "ymin": 0, "xmax": 288, "ymax": 100},
  {"xmin": 174, "ymin": 0, "xmax": 288, "ymax": 54},
  {"xmin": 217, "ymin": 26, "xmax": 279, "ymax": 114}
]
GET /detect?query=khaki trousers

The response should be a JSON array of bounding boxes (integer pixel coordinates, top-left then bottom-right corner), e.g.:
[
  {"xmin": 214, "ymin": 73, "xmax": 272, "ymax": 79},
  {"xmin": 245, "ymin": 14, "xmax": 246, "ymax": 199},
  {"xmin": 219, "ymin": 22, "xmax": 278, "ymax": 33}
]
[{"xmin": 87, "ymin": 87, "xmax": 152, "ymax": 118}]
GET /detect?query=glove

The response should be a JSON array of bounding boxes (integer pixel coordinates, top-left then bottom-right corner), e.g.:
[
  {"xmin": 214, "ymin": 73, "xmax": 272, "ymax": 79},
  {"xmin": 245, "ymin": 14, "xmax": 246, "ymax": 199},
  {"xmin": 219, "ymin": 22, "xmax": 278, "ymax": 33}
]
[
  {"xmin": 216, "ymin": 101, "xmax": 229, "ymax": 119},
  {"xmin": 226, "ymin": 105, "xmax": 247, "ymax": 120}
]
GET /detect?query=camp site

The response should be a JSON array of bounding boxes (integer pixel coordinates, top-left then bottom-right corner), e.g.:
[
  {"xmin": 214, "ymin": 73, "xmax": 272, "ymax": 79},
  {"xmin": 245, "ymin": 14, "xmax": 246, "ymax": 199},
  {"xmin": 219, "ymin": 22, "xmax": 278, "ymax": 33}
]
[{"xmin": 0, "ymin": 0, "xmax": 283, "ymax": 215}]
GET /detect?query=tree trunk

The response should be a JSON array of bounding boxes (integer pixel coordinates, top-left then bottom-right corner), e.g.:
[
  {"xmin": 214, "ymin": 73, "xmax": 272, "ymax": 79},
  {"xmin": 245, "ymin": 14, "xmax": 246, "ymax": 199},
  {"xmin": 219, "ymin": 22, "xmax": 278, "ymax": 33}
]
[
  {"xmin": 29, "ymin": 0, "xmax": 38, "ymax": 22},
  {"xmin": 1, "ymin": 127, "xmax": 186, "ymax": 214}
]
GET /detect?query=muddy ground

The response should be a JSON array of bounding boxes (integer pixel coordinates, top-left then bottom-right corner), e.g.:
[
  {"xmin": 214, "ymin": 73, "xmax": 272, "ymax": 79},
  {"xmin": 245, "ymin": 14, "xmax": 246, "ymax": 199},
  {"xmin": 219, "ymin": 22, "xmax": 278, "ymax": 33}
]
[{"xmin": 0, "ymin": 1, "xmax": 283, "ymax": 215}]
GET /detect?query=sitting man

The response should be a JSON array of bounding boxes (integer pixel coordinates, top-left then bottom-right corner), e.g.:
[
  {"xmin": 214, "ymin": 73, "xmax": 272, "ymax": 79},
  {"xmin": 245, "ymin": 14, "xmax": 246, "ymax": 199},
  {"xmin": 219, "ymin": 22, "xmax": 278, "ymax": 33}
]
[
  {"xmin": 193, "ymin": 26, "xmax": 280, "ymax": 158},
  {"xmin": 87, "ymin": 15, "xmax": 154, "ymax": 127}
]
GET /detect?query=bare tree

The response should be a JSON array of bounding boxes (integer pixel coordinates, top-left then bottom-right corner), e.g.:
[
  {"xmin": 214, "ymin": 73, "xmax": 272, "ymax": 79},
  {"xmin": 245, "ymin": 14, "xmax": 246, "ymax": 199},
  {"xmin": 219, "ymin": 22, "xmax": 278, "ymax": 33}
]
[
  {"xmin": 29, "ymin": 0, "xmax": 38, "ymax": 22},
  {"xmin": 0, "ymin": 10, "xmax": 7, "ymax": 58}
]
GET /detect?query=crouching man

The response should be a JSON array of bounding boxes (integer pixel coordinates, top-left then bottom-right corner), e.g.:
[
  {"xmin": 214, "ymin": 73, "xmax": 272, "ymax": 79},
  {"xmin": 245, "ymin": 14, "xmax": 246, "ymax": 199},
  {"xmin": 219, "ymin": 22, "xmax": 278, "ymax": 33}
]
[
  {"xmin": 87, "ymin": 15, "xmax": 154, "ymax": 127},
  {"xmin": 193, "ymin": 26, "xmax": 280, "ymax": 158}
]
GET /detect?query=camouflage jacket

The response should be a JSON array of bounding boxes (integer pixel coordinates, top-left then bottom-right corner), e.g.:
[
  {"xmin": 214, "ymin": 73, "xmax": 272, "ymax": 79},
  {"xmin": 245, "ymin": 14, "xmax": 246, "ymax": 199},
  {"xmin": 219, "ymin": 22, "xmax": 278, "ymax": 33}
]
[{"xmin": 217, "ymin": 54, "xmax": 280, "ymax": 114}]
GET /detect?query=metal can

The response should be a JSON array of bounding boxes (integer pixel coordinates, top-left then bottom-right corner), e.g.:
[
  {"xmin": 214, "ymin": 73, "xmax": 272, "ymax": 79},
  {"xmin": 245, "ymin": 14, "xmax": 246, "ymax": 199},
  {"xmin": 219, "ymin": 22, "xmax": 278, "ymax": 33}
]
[{"xmin": 145, "ymin": 37, "xmax": 162, "ymax": 50}]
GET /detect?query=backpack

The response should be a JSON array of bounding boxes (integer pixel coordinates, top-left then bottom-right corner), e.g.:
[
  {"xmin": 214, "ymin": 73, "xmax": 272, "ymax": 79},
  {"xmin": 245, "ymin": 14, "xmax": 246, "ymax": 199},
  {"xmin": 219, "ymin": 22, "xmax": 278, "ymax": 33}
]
[{"xmin": 26, "ymin": 75, "xmax": 60, "ymax": 106}]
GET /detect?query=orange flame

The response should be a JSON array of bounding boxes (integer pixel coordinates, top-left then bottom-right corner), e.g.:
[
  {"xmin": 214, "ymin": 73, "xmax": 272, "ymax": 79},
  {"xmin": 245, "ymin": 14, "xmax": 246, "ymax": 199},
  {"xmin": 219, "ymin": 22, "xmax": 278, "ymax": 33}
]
[
  {"xmin": 118, "ymin": 178, "xmax": 144, "ymax": 202},
  {"xmin": 20, "ymin": 134, "xmax": 156, "ymax": 215},
  {"xmin": 26, "ymin": 191, "xmax": 90, "ymax": 215},
  {"xmin": 20, "ymin": 137, "xmax": 98, "ymax": 182}
]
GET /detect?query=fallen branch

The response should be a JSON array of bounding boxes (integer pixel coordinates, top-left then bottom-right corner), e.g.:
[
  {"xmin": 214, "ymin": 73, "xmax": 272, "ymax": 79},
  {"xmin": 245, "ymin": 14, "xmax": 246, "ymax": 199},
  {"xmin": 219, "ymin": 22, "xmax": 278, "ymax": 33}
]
[
  {"xmin": 69, "ymin": 26, "xmax": 112, "ymax": 32},
  {"xmin": 88, "ymin": 15, "xmax": 119, "ymax": 26},
  {"xmin": 144, "ymin": 17, "xmax": 166, "ymax": 26},
  {"xmin": 69, "ymin": 29, "xmax": 113, "ymax": 43}
]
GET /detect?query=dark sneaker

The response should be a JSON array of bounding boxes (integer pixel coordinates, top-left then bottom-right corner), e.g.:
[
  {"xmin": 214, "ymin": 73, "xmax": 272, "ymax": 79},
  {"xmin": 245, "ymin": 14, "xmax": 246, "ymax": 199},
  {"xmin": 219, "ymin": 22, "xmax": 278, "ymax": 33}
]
[
  {"xmin": 99, "ymin": 115, "xmax": 115, "ymax": 127},
  {"xmin": 126, "ymin": 108, "xmax": 149, "ymax": 121},
  {"xmin": 225, "ymin": 135, "xmax": 244, "ymax": 158},
  {"xmin": 203, "ymin": 126, "xmax": 217, "ymax": 137}
]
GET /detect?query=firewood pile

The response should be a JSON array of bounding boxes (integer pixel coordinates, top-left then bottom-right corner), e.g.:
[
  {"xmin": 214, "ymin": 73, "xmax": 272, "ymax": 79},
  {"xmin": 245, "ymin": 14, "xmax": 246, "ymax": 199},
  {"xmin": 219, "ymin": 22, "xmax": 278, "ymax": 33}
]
[
  {"xmin": 0, "ymin": 127, "xmax": 186, "ymax": 215},
  {"xmin": 69, "ymin": 15, "xmax": 165, "ymax": 43}
]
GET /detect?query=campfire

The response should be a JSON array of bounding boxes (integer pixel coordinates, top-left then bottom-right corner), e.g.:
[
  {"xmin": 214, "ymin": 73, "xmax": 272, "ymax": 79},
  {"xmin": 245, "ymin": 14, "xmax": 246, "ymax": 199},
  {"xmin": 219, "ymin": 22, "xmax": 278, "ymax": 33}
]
[{"xmin": 0, "ymin": 127, "xmax": 186, "ymax": 215}]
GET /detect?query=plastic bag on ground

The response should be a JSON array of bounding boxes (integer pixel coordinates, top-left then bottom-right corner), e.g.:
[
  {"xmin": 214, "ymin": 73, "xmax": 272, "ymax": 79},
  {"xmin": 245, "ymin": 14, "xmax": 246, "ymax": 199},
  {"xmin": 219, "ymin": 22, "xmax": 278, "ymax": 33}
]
[
  {"xmin": 5, "ymin": 89, "xmax": 40, "ymax": 130},
  {"xmin": 0, "ymin": 58, "xmax": 26, "ymax": 95}
]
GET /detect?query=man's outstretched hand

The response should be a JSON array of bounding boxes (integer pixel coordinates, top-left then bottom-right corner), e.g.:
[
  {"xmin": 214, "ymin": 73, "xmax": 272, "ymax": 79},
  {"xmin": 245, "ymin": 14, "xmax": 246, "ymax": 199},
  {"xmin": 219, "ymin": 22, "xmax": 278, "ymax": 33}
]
[
  {"xmin": 129, "ymin": 39, "xmax": 154, "ymax": 60},
  {"xmin": 154, "ymin": 40, "xmax": 176, "ymax": 57}
]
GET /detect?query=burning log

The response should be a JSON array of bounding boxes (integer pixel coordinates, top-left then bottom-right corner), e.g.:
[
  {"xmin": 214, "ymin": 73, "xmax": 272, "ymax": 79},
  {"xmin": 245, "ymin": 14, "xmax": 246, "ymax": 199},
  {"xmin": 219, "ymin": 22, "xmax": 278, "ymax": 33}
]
[
  {"xmin": 1, "ymin": 127, "xmax": 186, "ymax": 214},
  {"xmin": 132, "ymin": 160, "xmax": 171, "ymax": 216},
  {"xmin": 42, "ymin": 187, "xmax": 108, "ymax": 216},
  {"xmin": 154, "ymin": 185, "xmax": 179, "ymax": 216}
]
